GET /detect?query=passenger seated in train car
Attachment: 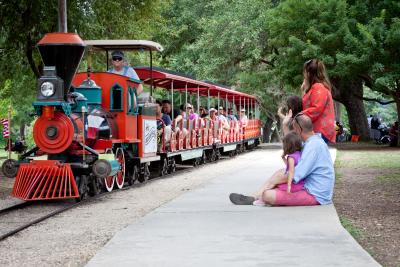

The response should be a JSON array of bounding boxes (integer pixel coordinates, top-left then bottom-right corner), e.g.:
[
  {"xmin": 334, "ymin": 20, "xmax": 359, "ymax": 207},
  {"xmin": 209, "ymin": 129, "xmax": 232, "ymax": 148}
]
[
  {"xmin": 156, "ymin": 100, "xmax": 172, "ymax": 145},
  {"xmin": 185, "ymin": 103, "xmax": 199, "ymax": 120},
  {"xmin": 162, "ymin": 100, "xmax": 188, "ymax": 140},
  {"xmin": 239, "ymin": 108, "xmax": 248, "ymax": 128},
  {"xmin": 108, "ymin": 50, "xmax": 143, "ymax": 94},
  {"xmin": 207, "ymin": 108, "xmax": 218, "ymax": 121},
  {"xmin": 227, "ymin": 108, "xmax": 238, "ymax": 121},
  {"xmin": 161, "ymin": 100, "xmax": 182, "ymax": 124},
  {"xmin": 218, "ymin": 107, "xmax": 229, "ymax": 127},
  {"xmin": 218, "ymin": 107, "xmax": 230, "ymax": 138},
  {"xmin": 199, "ymin": 106, "xmax": 208, "ymax": 118}
]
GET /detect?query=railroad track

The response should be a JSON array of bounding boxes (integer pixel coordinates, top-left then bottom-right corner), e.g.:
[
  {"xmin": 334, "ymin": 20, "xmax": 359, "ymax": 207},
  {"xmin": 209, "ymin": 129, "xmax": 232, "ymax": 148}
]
[{"xmin": 0, "ymin": 149, "xmax": 255, "ymax": 241}]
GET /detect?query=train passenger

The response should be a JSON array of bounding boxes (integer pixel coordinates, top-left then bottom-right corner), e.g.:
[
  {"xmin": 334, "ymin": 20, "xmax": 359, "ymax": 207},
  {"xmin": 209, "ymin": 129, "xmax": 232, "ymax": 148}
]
[
  {"xmin": 208, "ymin": 108, "xmax": 218, "ymax": 121},
  {"xmin": 199, "ymin": 106, "xmax": 208, "ymax": 118},
  {"xmin": 227, "ymin": 108, "xmax": 238, "ymax": 121},
  {"xmin": 230, "ymin": 114, "xmax": 335, "ymax": 206},
  {"xmin": 239, "ymin": 108, "xmax": 248, "ymax": 128},
  {"xmin": 108, "ymin": 51, "xmax": 143, "ymax": 94},
  {"xmin": 156, "ymin": 100, "xmax": 172, "ymax": 144},
  {"xmin": 185, "ymin": 103, "xmax": 199, "ymax": 120},
  {"xmin": 161, "ymin": 100, "xmax": 183, "ymax": 124},
  {"xmin": 162, "ymin": 100, "xmax": 187, "ymax": 141},
  {"xmin": 218, "ymin": 107, "xmax": 230, "ymax": 131}
]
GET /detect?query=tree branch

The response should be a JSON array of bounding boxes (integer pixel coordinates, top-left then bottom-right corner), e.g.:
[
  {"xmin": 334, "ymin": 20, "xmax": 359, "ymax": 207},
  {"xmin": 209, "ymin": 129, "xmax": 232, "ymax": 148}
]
[
  {"xmin": 260, "ymin": 59, "xmax": 275, "ymax": 67},
  {"xmin": 26, "ymin": 32, "xmax": 41, "ymax": 78},
  {"xmin": 354, "ymin": 94, "xmax": 395, "ymax": 105}
]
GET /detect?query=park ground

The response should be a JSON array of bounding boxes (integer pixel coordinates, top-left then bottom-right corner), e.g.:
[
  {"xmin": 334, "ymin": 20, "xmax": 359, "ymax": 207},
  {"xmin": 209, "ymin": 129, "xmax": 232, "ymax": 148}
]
[
  {"xmin": 0, "ymin": 143, "xmax": 399, "ymax": 266},
  {"xmin": 333, "ymin": 142, "xmax": 400, "ymax": 267}
]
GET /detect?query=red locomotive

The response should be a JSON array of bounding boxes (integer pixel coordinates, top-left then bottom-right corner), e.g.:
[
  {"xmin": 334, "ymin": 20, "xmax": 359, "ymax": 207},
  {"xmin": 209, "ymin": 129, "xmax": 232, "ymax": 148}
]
[{"xmin": 3, "ymin": 32, "xmax": 261, "ymax": 201}]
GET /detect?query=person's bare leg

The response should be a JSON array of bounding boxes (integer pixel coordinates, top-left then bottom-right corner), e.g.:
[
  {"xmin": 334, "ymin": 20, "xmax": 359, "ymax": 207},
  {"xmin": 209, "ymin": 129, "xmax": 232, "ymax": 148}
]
[
  {"xmin": 253, "ymin": 168, "xmax": 287, "ymax": 198},
  {"xmin": 261, "ymin": 189, "xmax": 277, "ymax": 205}
]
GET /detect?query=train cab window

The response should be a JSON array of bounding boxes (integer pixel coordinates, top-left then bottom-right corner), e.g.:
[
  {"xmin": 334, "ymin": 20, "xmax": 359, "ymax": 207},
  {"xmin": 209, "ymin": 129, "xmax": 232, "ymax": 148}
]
[
  {"xmin": 110, "ymin": 84, "xmax": 123, "ymax": 111},
  {"xmin": 127, "ymin": 86, "xmax": 138, "ymax": 115}
]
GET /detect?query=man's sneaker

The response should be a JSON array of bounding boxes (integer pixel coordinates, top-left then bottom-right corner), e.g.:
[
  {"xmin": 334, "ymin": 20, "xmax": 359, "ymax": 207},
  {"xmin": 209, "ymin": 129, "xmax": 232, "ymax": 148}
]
[
  {"xmin": 229, "ymin": 193, "xmax": 255, "ymax": 205},
  {"xmin": 252, "ymin": 199, "xmax": 267, "ymax": 206}
]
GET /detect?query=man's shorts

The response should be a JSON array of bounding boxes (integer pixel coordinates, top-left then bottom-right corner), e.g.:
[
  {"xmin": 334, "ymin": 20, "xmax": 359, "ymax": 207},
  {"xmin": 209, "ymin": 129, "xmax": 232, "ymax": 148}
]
[{"xmin": 274, "ymin": 189, "xmax": 319, "ymax": 206}]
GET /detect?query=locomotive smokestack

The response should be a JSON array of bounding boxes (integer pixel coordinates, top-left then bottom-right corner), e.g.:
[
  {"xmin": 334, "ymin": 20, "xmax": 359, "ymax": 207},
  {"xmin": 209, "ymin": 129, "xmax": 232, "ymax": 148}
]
[
  {"xmin": 37, "ymin": 33, "xmax": 85, "ymax": 95},
  {"xmin": 58, "ymin": 0, "xmax": 67, "ymax": 33}
]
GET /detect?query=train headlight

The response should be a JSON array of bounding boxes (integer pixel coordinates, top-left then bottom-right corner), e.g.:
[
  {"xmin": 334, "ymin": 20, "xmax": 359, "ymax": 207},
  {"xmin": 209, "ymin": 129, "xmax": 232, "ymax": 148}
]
[{"xmin": 40, "ymin": 82, "xmax": 55, "ymax": 97}]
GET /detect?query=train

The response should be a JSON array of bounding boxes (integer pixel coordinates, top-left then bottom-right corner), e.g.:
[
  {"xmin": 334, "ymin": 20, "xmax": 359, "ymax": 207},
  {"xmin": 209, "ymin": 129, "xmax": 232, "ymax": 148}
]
[{"xmin": 2, "ymin": 32, "xmax": 261, "ymax": 201}]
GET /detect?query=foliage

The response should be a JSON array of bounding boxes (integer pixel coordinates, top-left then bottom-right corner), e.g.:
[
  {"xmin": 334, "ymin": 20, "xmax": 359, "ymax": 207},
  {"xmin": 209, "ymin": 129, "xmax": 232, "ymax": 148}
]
[
  {"xmin": 363, "ymin": 87, "xmax": 397, "ymax": 125},
  {"xmin": 156, "ymin": 0, "xmax": 400, "ymax": 141}
]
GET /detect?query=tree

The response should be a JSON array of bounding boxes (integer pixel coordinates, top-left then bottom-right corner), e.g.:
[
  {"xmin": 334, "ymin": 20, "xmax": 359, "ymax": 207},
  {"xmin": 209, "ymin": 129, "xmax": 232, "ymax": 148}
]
[{"xmin": 0, "ymin": 0, "xmax": 165, "ymax": 139}]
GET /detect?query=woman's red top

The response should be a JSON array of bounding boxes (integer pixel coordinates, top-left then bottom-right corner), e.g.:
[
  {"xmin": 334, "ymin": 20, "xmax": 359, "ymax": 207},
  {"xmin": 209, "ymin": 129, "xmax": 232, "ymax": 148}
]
[{"xmin": 302, "ymin": 83, "xmax": 336, "ymax": 143}]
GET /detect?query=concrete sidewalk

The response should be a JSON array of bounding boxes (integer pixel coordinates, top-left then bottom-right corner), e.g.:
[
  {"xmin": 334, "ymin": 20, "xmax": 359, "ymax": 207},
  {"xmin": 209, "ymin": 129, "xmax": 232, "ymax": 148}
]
[{"xmin": 86, "ymin": 147, "xmax": 380, "ymax": 267}]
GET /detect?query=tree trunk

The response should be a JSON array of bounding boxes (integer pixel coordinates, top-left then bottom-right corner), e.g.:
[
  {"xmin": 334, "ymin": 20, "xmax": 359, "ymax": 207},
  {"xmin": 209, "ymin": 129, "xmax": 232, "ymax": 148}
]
[
  {"xmin": 19, "ymin": 124, "xmax": 26, "ymax": 141},
  {"xmin": 332, "ymin": 77, "xmax": 370, "ymax": 140},
  {"xmin": 392, "ymin": 89, "xmax": 400, "ymax": 147},
  {"xmin": 263, "ymin": 118, "xmax": 274, "ymax": 143}
]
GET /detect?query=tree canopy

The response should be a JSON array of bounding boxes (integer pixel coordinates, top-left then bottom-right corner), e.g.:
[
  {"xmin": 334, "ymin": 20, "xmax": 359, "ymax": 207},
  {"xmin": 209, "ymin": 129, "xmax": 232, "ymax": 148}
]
[{"xmin": 0, "ymin": 0, "xmax": 399, "ymax": 143}]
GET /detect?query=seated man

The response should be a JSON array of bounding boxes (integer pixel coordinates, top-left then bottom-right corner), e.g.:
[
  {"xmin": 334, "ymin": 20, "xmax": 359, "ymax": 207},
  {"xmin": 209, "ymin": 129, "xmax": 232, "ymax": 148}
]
[
  {"xmin": 156, "ymin": 100, "xmax": 172, "ymax": 145},
  {"xmin": 108, "ymin": 50, "xmax": 143, "ymax": 94},
  {"xmin": 162, "ymin": 99, "xmax": 187, "ymax": 141},
  {"xmin": 230, "ymin": 114, "xmax": 335, "ymax": 206}
]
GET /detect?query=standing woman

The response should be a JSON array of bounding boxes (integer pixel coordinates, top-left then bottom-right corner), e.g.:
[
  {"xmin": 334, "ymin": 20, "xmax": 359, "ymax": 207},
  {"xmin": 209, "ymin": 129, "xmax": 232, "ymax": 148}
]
[{"xmin": 301, "ymin": 59, "xmax": 335, "ymax": 143}]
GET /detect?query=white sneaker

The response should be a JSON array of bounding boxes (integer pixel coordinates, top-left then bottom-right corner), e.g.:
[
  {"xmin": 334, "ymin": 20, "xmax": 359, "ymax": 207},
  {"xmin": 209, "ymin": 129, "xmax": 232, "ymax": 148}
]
[{"xmin": 252, "ymin": 199, "xmax": 267, "ymax": 206}]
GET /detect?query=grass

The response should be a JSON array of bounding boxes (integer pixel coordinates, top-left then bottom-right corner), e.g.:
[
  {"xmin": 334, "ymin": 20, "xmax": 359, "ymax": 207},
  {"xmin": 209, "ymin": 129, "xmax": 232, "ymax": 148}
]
[
  {"xmin": 376, "ymin": 173, "xmax": 400, "ymax": 183},
  {"xmin": 335, "ymin": 150, "xmax": 400, "ymax": 169},
  {"xmin": 340, "ymin": 217, "xmax": 364, "ymax": 240}
]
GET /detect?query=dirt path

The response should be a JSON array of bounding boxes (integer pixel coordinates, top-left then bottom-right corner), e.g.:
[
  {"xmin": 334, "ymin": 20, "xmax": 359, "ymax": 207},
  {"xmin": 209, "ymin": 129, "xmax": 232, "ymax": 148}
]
[{"xmin": 333, "ymin": 144, "xmax": 400, "ymax": 267}]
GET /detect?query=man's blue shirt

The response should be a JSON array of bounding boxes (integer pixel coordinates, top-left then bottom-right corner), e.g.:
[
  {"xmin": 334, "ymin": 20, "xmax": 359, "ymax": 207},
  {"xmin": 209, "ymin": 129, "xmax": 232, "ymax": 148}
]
[{"xmin": 293, "ymin": 134, "xmax": 335, "ymax": 205}]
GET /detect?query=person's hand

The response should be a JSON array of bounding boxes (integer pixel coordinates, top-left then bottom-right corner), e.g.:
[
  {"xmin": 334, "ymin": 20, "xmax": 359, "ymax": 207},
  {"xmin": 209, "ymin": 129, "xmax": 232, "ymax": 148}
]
[
  {"xmin": 282, "ymin": 109, "xmax": 292, "ymax": 129},
  {"xmin": 277, "ymin": 107, "xmax": 285, "ymax": 120},
  {"xmin": 287, "ymin": 183, "xmax": 292, "ymax": 194}
]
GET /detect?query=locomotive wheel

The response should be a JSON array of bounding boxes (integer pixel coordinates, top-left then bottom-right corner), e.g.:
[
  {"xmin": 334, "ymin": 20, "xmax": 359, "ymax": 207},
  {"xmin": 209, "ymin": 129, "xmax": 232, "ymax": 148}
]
[
  {"xmin": 88, "ymin": 175, "xmax": 101, "ymax": 196},
  {"xmin": 138, "ymin": 163, "xmax": 150, "ymax": 183},
  {"xmin": 193, "ymin": 158, "xmax": 201, "ymax": 167},
  {"xmin": 210, "ymin": 150, "xmax": 217, "ymax": 162},
  {"xmin": 200, "ymin": 151, "xmax": 207, "ymax": 165},
  {"xmin": 104, "ymin": 175, "xmax": 115, "ymax": 192},
  {"xmin": 127, "ymin": 165, "xmax": 139, "ymax": 186},
  {"xmin": 115, "ymin": 148, "xmax": 125, "ymax": 189},
  {"xmin": 168, "ymin": 157, "xmax": 176, "ymax": 174},
  {"xmin": 76, "ymin": 175, "xmax": 89, "ymax": 202},
  {"xmin": 1, "ymin": 159, "xmax": 18, "ymax": 178},
  {"xmin": 159, "ymin": 158, "xmax": 168, "ymax": 176}
]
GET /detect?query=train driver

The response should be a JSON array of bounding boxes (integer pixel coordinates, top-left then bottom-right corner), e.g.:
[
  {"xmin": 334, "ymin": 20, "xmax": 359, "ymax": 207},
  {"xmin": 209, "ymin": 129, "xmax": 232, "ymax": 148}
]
[{"xmin": 108, "ymin": 50, "xmax": 143, "ymax": 95}]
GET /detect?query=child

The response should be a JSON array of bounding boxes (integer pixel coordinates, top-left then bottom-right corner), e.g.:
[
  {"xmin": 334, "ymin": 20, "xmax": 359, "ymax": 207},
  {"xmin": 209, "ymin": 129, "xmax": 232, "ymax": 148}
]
[{"xmin": 253, "ymin": 131, "xmax": 304, "ymax": 206}]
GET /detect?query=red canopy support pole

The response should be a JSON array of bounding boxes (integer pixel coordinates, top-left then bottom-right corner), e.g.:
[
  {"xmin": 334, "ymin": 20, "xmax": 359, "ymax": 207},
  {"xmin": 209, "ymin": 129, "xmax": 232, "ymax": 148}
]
[
  {"xmin": 197, "ymin": 85, "xmax": 200, "ymax": 114},
  {"xmin": 185, "ymin": 83, "xmax": 188, "ymax": 107},
  {"xmin": 233, "ymin": 95, "xmax": 235, "ymax": 114},
  {"xmin": 207, "ymin": 89, "xmax": 210, "ymax": 110},
  {"xmin": 218, "ymin": 92, "xmax": 220, "ymax": 115},
  {"xmin": 171, "ymin": 80, "xmax": 174, "ymax": 120}
]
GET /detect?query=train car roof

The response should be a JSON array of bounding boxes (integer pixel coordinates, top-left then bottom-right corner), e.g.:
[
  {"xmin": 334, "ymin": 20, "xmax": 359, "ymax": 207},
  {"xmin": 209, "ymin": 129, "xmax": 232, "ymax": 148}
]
[
  {"xmin": 84, "ymin": 40, "xmax": 163, "ymax": 52},
  {"xmin": 135, "ymin": 67, "xmax": 257, "ymax": 102}
]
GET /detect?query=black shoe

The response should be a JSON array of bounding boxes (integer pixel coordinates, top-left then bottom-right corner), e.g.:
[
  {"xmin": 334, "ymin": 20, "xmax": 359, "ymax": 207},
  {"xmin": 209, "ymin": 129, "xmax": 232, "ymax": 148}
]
[{"xmin": 229, "ymin": 193, "xmax": 255, "ymax": 205}]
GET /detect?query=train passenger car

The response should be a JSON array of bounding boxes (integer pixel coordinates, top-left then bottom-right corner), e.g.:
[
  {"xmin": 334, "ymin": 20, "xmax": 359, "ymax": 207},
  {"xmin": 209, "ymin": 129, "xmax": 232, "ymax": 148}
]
[{"xmin": 2, "ymin": 32, "xmax": 261, "ymax": 202}]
